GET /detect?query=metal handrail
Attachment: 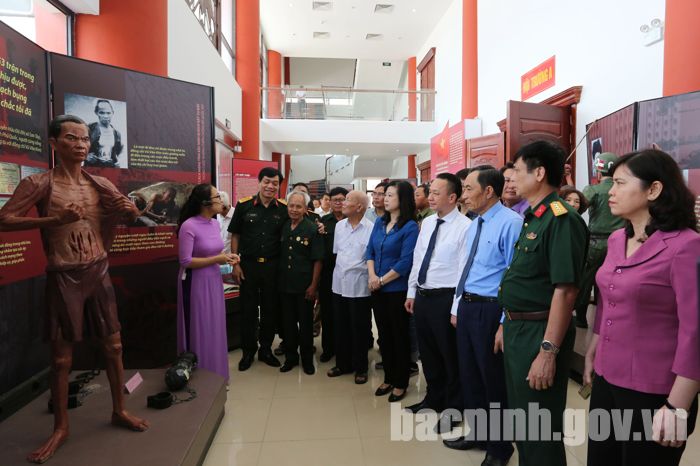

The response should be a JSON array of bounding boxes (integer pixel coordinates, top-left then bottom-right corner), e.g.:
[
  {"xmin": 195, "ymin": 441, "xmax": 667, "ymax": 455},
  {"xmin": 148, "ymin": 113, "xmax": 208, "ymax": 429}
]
[{"xmin": 261, "ymin": 86, "xmax": 436, "ymax": 95}]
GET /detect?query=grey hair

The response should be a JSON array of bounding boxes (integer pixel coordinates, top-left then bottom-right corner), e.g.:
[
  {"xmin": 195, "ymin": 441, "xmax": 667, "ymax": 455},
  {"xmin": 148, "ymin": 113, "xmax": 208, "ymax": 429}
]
[
  {"xmin": 219, "ymin": 191, "xmax": 230, "ymax": 206},
  {"xmin": 286, "ymin": 190, "xmax": 310, "ymax": 206}
]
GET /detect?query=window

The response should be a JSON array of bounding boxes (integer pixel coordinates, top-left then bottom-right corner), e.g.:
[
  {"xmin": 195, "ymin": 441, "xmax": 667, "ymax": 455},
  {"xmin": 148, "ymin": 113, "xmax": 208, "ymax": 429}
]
[
  {"xmin": 0, "ymin": 0, "xmax": 72, "ymax": 54},
  {"xmin": 219, "ymin": 0, "xmax": 235, "ymax": 75}
]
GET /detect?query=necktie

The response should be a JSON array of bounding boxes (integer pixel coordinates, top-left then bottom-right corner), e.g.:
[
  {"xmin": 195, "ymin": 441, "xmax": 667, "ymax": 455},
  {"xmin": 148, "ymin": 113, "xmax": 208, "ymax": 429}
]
[
  {"xmin": 417, "ymin": 218, "xmax": 445, "ymax": 285},
  {"xmin": 455, "ymin": 217, "xmax": 484, "ymax": 298}
]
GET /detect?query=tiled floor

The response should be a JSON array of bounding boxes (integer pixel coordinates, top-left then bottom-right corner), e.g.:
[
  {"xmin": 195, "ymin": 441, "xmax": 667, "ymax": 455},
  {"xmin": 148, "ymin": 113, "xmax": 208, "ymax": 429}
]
[{"xmin": 204, "ymin": 336, "xmax": 700, "ymax": 466}]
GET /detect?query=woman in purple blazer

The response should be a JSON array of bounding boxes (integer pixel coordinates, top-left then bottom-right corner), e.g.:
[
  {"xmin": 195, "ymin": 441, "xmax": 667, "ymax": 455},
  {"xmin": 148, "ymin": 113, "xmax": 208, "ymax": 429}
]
[{"xmin": 583, "ymin": 150, "xmax": 700, "ymax": 466}]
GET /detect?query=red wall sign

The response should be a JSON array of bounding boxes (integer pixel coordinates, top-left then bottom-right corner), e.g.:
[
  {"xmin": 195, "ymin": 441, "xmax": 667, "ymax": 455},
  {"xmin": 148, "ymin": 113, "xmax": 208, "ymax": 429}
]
[
  {"xmin": 430, "ymin": 121, "xmax": 466, "ymax": 178},
  {"xmin": 521, "ymin": 56, "xmax": 556, "ymax": 101}
]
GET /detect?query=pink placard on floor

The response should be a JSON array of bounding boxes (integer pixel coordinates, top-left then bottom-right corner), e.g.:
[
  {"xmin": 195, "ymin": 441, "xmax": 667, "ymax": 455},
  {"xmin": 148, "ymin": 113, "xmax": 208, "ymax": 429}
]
[{"xmin": 124, "ymin": 371, "xmax": 143, "ymax": 394}]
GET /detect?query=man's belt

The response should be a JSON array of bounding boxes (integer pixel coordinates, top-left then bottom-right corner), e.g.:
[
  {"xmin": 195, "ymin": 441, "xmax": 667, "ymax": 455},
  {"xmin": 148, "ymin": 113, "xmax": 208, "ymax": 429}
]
[
  {"xmin": 462, "ymin": 292, "xmax": 498, "ymax": 303},
  {"xmin": 242, "ymin": 256, "xmax": 277, "ymax": 263},
  {"xmin": 504, "ymin": 309, "xmax": 550, "ymax": 321},
  {"xmin": 417, "ymin": 287, "xmax": 455, "ymax": 297}
]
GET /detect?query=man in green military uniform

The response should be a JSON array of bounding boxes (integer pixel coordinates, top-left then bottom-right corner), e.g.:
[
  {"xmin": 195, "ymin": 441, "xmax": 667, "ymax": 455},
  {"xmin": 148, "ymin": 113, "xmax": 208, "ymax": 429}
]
[
  {"xmin": 498, "ymin": 140, "xmax": 588, "ymax": 466},
  {"xmin": 574, "ymin": 152, "xmax": 624, "ymax": 328},
  {"xmin": 229, "ymin": 167, "xmax": 288, "ymax": 371},
  {"xmin": 318, "ymin": 187, "xmax": 348, "ymax": 362},
  {"xmin": 279, "ymin": 190, "xmax": 324, "ymax": 375},
  {"xmin": 414, "ymin": 183, "xmax": 434, "ymax": 226}
]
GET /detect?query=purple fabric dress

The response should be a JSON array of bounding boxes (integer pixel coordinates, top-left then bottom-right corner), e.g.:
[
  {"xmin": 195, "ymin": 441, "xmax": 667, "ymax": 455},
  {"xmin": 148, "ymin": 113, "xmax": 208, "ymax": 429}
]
[{"xmin": 177, "ymin": 216, "xmax": 229, "ymax": 382}]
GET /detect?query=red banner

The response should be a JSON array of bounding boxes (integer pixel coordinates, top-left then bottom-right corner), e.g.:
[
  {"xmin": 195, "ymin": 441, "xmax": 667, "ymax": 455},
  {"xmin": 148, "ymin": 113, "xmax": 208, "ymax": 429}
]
[
  {"xmin": 430, "ymin": 122, "xmax": 450, "ymax": 177},
  {"xmin": 521, "ymin": 56, "xmax": 556, "ymax": 101},
  {"xmin": 232, "ymin": 159, "xmax": 279, "ymax": 204},
  {"xmin": 430, "ymin": 121, "xmax": 466, "ymax": 178}
]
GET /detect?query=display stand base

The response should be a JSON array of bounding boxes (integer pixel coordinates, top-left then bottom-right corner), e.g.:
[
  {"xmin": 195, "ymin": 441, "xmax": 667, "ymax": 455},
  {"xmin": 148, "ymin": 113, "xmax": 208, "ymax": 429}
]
[{"xmin": 0, "ymin": 369, "xmax": 225, "ymax": 466}]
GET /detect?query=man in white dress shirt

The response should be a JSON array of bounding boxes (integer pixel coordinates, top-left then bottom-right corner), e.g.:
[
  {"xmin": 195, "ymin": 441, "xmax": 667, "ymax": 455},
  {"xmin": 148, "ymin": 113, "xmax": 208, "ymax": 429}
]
[
  {"xmin": 405, "ymin": 173, "xmax": 472, "ymax": 430},
  {"xmin": 326, "ymin": 191, "xmax": 375, "ymax": 383},
  {"xmin": 218, "ymin": 191, "xmax": 234, "ymax": 253}
]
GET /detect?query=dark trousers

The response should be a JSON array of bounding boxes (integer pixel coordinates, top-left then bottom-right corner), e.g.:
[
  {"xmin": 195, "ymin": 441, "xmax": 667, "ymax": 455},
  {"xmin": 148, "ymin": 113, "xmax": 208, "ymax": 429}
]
[
  {"xmin": 503, "ymin": 318, "xmax": 575, "ymax": 466},
  {"xmin": 333, "ymin": 293, "xmax": 371, "ymax": 374},
  {"xmin": 456, "ymin": 299, "xmax": 513, "ymax": 461},
  {"xmin": 587, "ymin": 375, "xmax": 698, "ymax": 466},
  {"xmin": 319, "ymin": 272, "xmax": 334, "ymax": 356},
  {"xmin": 413, "ymin": 292, "xmax": 461, "ymax": 411},
  {"xmin": 372, "ymin": 291, "xmax": 410, "ymax": 389},
  {"xmin": 574, "ymin": 238, "xmax": 608, "ymax": 326},
  {"xmin": 239, "ymin": 258, "xmax": 279, "ymax": 355},
  {"xmin": 281, "ymin": 292, "xmax": 315, "ymax": 365}
]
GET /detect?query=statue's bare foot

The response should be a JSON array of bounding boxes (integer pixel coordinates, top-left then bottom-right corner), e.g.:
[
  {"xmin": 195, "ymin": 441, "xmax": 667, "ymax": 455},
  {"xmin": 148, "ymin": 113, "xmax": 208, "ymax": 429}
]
[
  {"xmin": 111, "ymin": 411, "xmax": 149, "ymax": 431},
  {"xmin": 27, "ymin": 428, "xmax": 68, "ymax": 464}
]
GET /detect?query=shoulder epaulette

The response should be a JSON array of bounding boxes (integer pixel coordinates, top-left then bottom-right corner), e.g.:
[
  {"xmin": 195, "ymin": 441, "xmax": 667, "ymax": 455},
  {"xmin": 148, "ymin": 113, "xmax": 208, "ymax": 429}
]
[
  {"xmin": 277, "ymin": 198, "xmax": 287, "ymax": 205},
  {"xmin": 550, "ymin": 201, "xmax": 568, "ymax": 217},
  {"xmin": 238, "ymin": 196, "xmax": 253, "ymax": 203}
]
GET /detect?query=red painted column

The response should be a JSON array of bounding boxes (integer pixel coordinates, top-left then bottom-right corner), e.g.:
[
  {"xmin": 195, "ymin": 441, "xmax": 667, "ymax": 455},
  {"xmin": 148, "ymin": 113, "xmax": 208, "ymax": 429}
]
[
  {"xmin": 268, "ymin": 50, "xmax": 282, "ymax": 119},
  {"xmin": 75, "ymin": 0, "xmax": 167, "ymax": 76},
  {"xmin": 663, "ymin": 0, "xmax": 700, "ymax": 96},
  {"xmin": 462, "ymin": 0, "xmax": 478, "ymax": 119},
  {"xmin": 408, "ymin": 57, "xmax": 417, "ymax": 121},
  {"xmin": 408, "ymin": 155, "xmax": 417, "ymax": 179},
  {"xmin": 407, "ymin": 57, "xmax": 417, "ymax": 179},
  {"xmin": 236, "ymin": 0, "xmax": 260, "ymax": 159}
]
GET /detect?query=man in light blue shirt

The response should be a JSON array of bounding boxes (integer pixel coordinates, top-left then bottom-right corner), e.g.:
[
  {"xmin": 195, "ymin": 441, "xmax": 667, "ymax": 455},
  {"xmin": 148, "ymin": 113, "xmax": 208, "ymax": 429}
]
[{"xmin": 443, "ymin": 166, "xmax": 522, "ymax": 466}]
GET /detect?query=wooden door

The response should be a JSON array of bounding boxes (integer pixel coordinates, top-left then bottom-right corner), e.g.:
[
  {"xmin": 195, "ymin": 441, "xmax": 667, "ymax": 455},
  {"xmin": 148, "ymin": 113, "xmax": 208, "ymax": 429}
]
[
  {"xmin": 467, "ymin": 133, "xmax": 505, "ymax": 169},
  {"xmin": 417, "ymin": 160, "xmax": 431, "ymax": 183},
  {"xmin": 506, "ymin": 100, "xmax": 571, "ymax": 160},
  {"xmin": 418, "ymin": 48, "xmax": 435, "ymax": 122}
]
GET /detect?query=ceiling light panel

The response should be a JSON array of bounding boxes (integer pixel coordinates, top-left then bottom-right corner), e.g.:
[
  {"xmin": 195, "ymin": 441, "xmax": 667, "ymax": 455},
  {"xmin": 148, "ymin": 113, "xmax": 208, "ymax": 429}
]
[
  {"xmin": 312, "ymin": 1, "xmax": 333, "ymax": 10},
  {"xmin": 374, "ymin": 4, "xmax": 394, "ymax": 14}
]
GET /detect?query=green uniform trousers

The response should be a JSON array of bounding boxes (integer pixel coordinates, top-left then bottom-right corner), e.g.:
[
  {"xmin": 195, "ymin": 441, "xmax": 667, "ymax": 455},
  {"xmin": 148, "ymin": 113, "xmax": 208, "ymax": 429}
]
[
  {"xmin": 574, "ymin": 238, "xmax": 608, "ymax": 326},
  {"xmin": 503, "ymin": 318, "xmax": 575, "ymax": 466}
]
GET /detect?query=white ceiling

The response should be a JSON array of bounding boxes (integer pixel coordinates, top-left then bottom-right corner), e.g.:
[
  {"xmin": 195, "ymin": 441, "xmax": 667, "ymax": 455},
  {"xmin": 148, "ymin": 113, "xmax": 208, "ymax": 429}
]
[{"xmin": 260, "ymin": 0, "xmax": 455, "ymax": 60}]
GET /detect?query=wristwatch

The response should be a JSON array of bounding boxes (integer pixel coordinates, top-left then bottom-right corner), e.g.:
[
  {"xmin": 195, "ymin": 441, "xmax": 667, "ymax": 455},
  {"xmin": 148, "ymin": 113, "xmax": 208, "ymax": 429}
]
[
  {"xmin": 540, "ymin": 340, "xmax": 560, "ymax": 355},
  {"xmin": 665, "ymin": 399, "xmax": 689, "ymax": 420},
  {"xmin": 379, "ymin": 276, "xmax": 384, "ymax": 287}
]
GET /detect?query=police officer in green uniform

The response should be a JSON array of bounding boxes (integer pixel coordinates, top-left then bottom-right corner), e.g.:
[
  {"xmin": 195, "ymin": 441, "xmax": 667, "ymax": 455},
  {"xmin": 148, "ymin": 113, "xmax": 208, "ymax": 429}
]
[
  {"xmin": 318, "ymin": 187, "xmax": 348, "ymax": 362},
  {"xmin": 229, "ymin": 167, "xmax": 288, "ymax": 371},
  {"xmin": 278, "ymin": 190, "xmax": 324, "ymax": 375},
  {"xmin": 497, "ymin": 141, "xmax": 588, "ymax": 466},
  {"xmin": 574, "ymin": 152, "xmax": 624, "ymax": 328}
]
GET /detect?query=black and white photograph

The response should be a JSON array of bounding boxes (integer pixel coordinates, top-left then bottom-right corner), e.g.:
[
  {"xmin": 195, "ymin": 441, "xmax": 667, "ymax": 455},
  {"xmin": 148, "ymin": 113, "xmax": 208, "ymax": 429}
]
[
  {"xmin": 64, "ymin": 93, "xmax": 128, "ymax": 169},
  {"xmin": 590, "ymin": 137, "xmax": 603, "ymax": 177}
]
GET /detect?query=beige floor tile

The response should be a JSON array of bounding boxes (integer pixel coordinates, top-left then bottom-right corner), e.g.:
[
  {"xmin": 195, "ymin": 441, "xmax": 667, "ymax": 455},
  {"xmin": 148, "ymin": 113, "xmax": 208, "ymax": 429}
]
[
  {"xmin": 258, "ymin": 438, "xmax": 365, "ymax": 466},
  {"xmin": 227, "ymin": 350, "xmax": 279, "ymax": 400},
  {"xmin": 212, "ymin": 398, "xmax": 272, "ymax": 444},
  {"xmin": 264, "ymin": 396, "xmax": 360, "ymax": 441},
  {"xmin": 361, "ymin": 436, "xmax": 481, "ymax": 466},
  {"xmin": 202, "ymin": 442, "xmax": 261, "ymax": 466}
]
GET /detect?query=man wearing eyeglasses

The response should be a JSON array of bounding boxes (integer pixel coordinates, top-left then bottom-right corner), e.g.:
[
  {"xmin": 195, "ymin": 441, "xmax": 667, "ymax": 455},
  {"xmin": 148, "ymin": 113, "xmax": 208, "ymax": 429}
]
[
  {"xmin": 365, "ymin": 181, "xmax": 388, "ymax": 223},
  {"xmin": 0, "ymin": 115, "xmax": 147, "ymax": 464}
]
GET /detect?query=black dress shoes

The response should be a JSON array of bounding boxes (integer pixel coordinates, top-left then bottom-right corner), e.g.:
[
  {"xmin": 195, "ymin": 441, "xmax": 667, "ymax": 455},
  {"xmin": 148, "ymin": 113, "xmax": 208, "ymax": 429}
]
[
  {"xmin": 388, "ymin": 389, "xmax": 407, "ymax": 402},
  {"xmin": 442, "ymin": 437, "xmax": 486, "ymax": 451},
  {"xmin": 405, "ymin": 400, "xmax": 430, "ymax": 413},
  {"xmin": 302, "ymin": 363, "xmax": 315, "ymax": 375},
  {"xmin": 374, "ymin": 384, "xmax": 393, "ymax": 396},
  {"xmin": 433, "ymin": 413, "xmax": 461, "ymax": 434},
  {"xmin": 259, "ymin": 351, "xmax": 281, "ymax": 367},
  {"xmin": 481, "ymin": 453, "xmax": 509, "ymax": 466},
  {"xmin": 319, "ymin": 352, "xmax": 334, "ymax": 363},
  {"xmin": 280, "ymin": 361, "xmax": 297, "ymax": 373},
  {"xmin": 238, "ymin": 353, "xmax": 254, "ymax": 371}
]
